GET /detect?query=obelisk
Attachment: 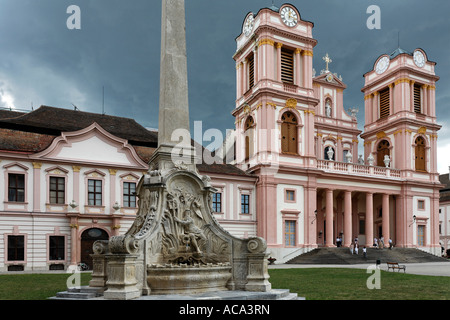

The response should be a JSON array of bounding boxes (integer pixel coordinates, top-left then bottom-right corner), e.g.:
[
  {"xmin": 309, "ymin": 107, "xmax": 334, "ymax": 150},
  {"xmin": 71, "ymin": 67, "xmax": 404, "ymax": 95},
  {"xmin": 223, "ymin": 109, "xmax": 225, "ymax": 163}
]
[
  {"xmin": 157, "ymin": 0, "xmax": 191, "ymax": 148},
  {"xmin": 150, "ymin": 0, "xmax": 195, "ymax": 172}
]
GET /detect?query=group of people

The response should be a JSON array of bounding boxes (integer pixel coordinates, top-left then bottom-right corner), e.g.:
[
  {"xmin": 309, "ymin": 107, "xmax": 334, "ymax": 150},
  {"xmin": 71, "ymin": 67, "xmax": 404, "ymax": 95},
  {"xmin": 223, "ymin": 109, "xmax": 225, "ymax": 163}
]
[
  {"xmin": 373, "ymin": 236, "xmax": 394, "ymax": 249},
  {"xmin": 344, "ymin": 235, "xmax": 394, "ymax": 258},
  {"xmin": 349, "ymin": 237, "xmax": 367, "ymax": 258}
]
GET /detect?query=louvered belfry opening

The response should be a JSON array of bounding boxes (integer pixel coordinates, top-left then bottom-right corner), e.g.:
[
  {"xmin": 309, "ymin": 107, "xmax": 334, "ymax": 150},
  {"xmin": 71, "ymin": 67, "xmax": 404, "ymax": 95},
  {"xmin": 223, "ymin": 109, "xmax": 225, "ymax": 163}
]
[
  {"xmin": 248, "ymin": 54, "xmax": 255, "ymax": 89},
  {"xmin": 281, "ymin": 48, "xmax": 294, "ymax": 84},
  {"xmin": 379, "ymin": 88, "xmax": 390, "ymax": 119},
  {"xmin": 414, "ymin": 84, "xmax": 422, "ymax": 114}
]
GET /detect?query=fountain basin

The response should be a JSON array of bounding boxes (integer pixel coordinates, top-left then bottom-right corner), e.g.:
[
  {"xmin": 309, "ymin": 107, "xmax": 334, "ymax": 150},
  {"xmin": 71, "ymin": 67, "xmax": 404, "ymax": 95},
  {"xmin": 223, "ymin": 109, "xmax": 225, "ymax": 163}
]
[{"xmin": 147, "ymin": 263, "xmax": 232, "ymax": 295}]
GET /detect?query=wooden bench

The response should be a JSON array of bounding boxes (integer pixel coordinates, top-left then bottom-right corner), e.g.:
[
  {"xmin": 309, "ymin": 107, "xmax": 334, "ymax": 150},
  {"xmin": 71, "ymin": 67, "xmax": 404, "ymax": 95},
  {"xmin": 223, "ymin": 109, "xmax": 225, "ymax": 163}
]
[{"xmin": 386, "ymin": 262, "xmax": 406, "ymax": 273}]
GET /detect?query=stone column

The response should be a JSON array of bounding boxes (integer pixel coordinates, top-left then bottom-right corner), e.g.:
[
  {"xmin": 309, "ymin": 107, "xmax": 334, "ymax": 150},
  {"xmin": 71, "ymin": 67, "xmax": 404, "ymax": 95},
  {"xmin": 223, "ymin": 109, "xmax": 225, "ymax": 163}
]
[
  {"xmin": 32, "ymin": 162, "xmax": 42, "ymax": 212},
  {"xmin": 422, "ymin": 85, "xmax": 428, "ymax": 115},
  {"xmin": 68, "ymin": 216, "xmax": 79, "ymax": 265},
  {"xmin": 276, "ymin": 43, "xmax": 282, "ymax": 82},
  {"xmin": 325, "ymin": 189, "xmax": 334, "ymax": 247},
  {"xmin": 382, "ymin": 193, "xmax": 390, "ymax": 243},
  {"xmin": 302, "ymin": 50, "xmax": 313, "ymax": 90},
  {"xmin": 294, "ymin": 48, "xmax": 302, "ymax": 86},
  {"xmin": 372, "ymin": 93, "xmax": 378, "ymax": 121},
  {"xmin": 365, "ymin": 192, "xmax": 374, "ymax": 247},
  {"xmin": 344, "ymin": 191, "xmax": 352, "ymax": 247}
]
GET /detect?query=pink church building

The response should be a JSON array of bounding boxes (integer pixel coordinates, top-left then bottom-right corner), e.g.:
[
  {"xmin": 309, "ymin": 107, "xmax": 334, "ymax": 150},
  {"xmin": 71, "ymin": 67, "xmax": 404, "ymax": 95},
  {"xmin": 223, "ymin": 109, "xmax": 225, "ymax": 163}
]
[
  {"xmin": 230, "ymin": 3, "xmax": 442, "ymax": 261},
  {"xmin": 0, "ymin": 3, "xmax": 443, "ymax": 272}
]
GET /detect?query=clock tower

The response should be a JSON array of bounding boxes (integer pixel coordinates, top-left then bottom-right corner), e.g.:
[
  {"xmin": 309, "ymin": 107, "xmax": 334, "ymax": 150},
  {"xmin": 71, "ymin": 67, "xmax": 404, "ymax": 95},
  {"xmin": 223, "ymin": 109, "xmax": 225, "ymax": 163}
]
[
  {"xmin": 232, "ymin": 3, "xmax": 318, "ymax": 170},
  {"xmin": 361, "ymin": 48, "xmax": 441, "ymax": 176}
]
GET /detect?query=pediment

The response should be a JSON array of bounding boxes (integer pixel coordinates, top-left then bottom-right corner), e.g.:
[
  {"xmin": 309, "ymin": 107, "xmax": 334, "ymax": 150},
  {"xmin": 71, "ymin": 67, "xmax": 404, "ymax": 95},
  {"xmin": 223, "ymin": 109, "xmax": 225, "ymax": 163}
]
[
  {"xmin": 313, "ymin": 72, "xmax": 346, "ymax": 88},
  {"xmin": 32, "ymin": 122, "xmax": 148, "ymax": 169}
]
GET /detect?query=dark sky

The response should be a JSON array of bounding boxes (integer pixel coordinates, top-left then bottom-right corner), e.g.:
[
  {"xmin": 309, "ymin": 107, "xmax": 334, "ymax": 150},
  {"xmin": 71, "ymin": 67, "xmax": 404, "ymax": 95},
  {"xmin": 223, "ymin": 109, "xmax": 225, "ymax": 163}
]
[{"xmin": 0, "ymin": 0, "xmax": 449, "ymax": 172}]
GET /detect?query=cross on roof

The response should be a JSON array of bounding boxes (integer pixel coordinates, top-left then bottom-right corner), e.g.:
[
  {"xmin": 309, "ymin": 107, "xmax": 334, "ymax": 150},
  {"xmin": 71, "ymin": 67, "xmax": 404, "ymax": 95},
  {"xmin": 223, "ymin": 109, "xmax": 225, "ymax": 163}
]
[{"xmin": 323, "ymin": 53, "xmax": 332, "ymax": 72}]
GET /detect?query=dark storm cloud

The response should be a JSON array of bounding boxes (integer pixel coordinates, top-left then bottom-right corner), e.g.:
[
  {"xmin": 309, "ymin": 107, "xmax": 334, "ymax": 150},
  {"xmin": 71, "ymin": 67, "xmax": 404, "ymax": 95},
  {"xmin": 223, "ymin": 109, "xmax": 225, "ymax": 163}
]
[{"xmin": 0, "ymin": 0, "xmax": 449, "ymax": 170}]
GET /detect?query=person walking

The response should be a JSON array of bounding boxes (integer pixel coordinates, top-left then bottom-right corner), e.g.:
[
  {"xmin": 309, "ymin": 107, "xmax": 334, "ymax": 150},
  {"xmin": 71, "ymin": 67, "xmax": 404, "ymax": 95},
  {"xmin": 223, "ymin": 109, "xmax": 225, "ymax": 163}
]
[
  {"xmin": 354, "ymin": 243, "xmax": 359, "ymax": 255},
  {"xmin": 374, "ymin": 237, "xmax": 378, "ymax": 249},
  {"xmin": 389, "ymin": 238, "xmax": 393, "ymax": 249},
  {"xmin": 380, "ymin": 236, "xmax": 385, "ymax": 249},
  {"xmin": 363, "ymin": 246, "xmax": 367, "ymax": 258}
]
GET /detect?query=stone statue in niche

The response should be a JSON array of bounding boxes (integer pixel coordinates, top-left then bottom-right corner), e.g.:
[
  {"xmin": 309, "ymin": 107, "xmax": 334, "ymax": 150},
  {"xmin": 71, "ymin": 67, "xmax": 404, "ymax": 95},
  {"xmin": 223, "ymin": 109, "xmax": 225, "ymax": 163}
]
[
  {"xmin": 326, "ymin": 146, "xmax": 334, "ymax": 161},
  {"xmin": 325, "ymin": 100, "xmax": 332, "ymax": 118}
]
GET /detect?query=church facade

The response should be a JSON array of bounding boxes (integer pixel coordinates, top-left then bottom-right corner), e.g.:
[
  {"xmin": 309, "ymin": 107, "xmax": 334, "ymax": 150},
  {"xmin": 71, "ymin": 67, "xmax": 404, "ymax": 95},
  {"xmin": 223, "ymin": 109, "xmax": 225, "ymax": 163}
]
[
  {"xmin": 0, "ymin": 3, "xmax": 443, "ymax": 272},
  {"xmin": 230, "ymin": 3, "xmax": 442, "ymax": 261}
]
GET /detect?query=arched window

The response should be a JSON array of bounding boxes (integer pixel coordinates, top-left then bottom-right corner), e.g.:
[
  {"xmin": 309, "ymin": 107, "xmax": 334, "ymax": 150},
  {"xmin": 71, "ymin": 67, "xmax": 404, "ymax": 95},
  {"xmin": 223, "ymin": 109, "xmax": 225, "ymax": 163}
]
[
  {"xmin": 281, "ymin": 112, "xmax": 298, "ymax": 154},
  {"xmin": 377, "ymin": 140, "xmax": 390, "ymax": 166},
  {"xmin": 244, "ymin": 116, "xmax": 254, "ymax": 160},
  {"xmin": 415, "ymin": 136, "xmax": 426, "ymax": 172}
]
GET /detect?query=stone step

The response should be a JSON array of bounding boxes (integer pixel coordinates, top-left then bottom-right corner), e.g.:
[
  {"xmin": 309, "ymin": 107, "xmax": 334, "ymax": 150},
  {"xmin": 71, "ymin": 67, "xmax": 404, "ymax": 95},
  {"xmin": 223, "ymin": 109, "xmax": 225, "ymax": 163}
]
[
  {"xmin": 286, "ymin": 247, "xmax": 447, "ymax": 265},
  {"xmin": 55, "ymin": 291, "xmax": 97, "ymax": 299}
]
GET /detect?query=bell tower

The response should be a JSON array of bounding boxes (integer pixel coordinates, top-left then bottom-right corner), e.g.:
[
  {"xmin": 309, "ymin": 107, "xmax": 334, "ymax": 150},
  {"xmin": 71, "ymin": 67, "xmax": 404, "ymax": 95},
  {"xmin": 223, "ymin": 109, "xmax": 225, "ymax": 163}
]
[
  {"xmin": 232, "ymin": 3, "xmax": 318, "ymax": 170},
  {"xmin": 361, "ymin": 48, "xmax": 441, "ymax": 176}
]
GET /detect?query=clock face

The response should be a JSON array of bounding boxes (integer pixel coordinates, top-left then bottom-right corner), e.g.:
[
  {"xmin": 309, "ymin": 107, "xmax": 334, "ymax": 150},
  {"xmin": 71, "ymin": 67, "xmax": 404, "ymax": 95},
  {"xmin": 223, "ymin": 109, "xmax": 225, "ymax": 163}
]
[
  {"xmin": 414, "ymin": 50, "xmax": 425, "ymax": 68},
  {"xmin": 243, "ymin": 15, "xmax": 254, "ymax": 37},
  {"xmin": 280, "ymin": 6, "xmax": 298, "ymax": 27},
  {"xmin": 375, "ymin": 56, "xmax": 390, "ymax": 74}
]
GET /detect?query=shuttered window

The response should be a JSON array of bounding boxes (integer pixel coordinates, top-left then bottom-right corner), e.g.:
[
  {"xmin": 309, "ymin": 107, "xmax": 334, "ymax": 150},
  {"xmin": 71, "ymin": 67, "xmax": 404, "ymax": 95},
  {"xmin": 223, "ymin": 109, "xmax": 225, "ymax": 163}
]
[
  {"xmin": 248, "ymin": 54, "xmax": 255, "ymax": 89},
  {"xmin": 377, "ymin": 140, "xmax": 390, "ymax": 167},
  {"xmin": 415, "ymin": 136, "xmax": 426, "ymax": 172},
  {"xmin": 281, "ymin": 112, "xmax": 298, "ymax": 154},
  {"xmin": 379, "ymin": 88, "xmax": 390, "ymax": 119},
  {"xmin": 281, "ymin": 48, "xmax": 294, "ymax": 84},
  {"xmin": 414, "ymin": 84, "xmax": 422, "ymax": 114}
]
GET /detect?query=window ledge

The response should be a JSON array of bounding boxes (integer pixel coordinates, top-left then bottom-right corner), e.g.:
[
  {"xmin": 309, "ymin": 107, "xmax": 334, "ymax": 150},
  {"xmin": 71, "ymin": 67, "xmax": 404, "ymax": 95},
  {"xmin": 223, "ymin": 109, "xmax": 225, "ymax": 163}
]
[{"xmin": 3, "ymin": 201, "xmax": 28, "ymax": 204}]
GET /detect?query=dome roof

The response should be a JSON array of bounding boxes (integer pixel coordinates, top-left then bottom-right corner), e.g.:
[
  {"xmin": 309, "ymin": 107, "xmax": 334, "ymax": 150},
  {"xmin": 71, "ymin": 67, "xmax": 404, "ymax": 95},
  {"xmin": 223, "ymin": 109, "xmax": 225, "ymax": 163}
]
[{"xmin": 389, "ymin": 47, "xmax": 411, "ymax": 59}]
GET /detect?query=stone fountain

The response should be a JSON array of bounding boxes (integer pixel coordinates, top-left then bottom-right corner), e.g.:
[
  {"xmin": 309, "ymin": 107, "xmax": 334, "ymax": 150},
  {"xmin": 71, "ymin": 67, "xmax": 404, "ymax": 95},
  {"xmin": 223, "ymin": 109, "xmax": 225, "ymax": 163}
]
[{"xmin": 88, "ymin": 0, "xmax": 271, "ymax": 299}]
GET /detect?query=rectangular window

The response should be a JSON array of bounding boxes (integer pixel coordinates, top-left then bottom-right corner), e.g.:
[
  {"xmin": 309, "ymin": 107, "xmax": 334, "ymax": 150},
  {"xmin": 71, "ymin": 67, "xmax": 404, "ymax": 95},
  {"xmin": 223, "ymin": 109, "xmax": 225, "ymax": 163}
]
[
  {"xmin": 281, "ymin": 48, "xmax": 294, "ymax": 84},
  {"xmin": 241, "ymin": 194, "xmax": 250, "ymax": 214},
  {"xmin": 285, "ymin": 221, "xmax": 296, "ymax": 246},
  {"xmin": 8, "ymin": 235, "xmax": 24, "ymax": 261},
  {"xmin": 286, "ymin": 190, "xmax": 295, "ymax": 202},
  {"xmin": 88, "ymin": 179, "xmax": 102, "ymax": 206},
  {"xmin": 248, "ymin": 54, "xmax": 255, "ymax": 89},
  {"xmin": 379, "ymin": 88, "xmax": 390, "ymax": 119},
  {"xmin": 418, "ymin": 200, "xmax": 425, "ymax": 210},
  {"xmin": 49, "ymin": 236, "xmax": 65, "ymax": 261},
  {"xmin": 414, "ymin": 84, "xmax": 422, "ymax": 114},
  {"xmin": 123, "ymin": 182, "xmax": 136, "ymax": 207},
  {"xmin": 8, "ymin": 173, "xmax": 25, "ymax": 202},
  {"xmin": 49, "ymin": 177, "xmax": 65, "ymax": 204},
  {"xmin": 212, "ymin": 193, "xmax": 222, "ymax": 213}
]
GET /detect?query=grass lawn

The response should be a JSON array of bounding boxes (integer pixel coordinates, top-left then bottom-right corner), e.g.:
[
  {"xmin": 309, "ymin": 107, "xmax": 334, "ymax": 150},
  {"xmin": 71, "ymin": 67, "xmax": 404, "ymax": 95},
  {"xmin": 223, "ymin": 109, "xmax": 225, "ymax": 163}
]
[
  {"xmin": 0, "ymin": 272, "xmax": 91, "ymax": 300},
  {"xmin": 269, "ymin": 268, "xmax": 450, "ymax": 300},
  {"xmin": 0, "ymin": 268, "xmax": 448, "ymax": 300}
]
